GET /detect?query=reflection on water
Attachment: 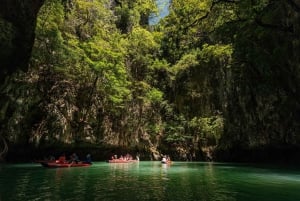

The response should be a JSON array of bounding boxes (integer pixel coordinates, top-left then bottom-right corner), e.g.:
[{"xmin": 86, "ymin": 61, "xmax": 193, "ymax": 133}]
[
  {"xmin": 161, "ymin": 163, "xmax": 170, "ymax": 180},
  {"xmin": 0, "ymin": 162, "xmax": 300, "ymax": 201},
  {"xmin": 15, "ymin": 171, "xmax": 30, "ymax": 200}
]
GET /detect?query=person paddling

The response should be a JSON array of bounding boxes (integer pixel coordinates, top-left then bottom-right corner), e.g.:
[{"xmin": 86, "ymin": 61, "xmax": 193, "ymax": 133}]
[
  {"xmin": 58, "ymin": 153, "xmax": 66, "ymax": 163},
  {"xmin": 85, "ymin": 153, "xmax": 92, "ymax": 164},
  {"xmin": 69, "ymin": 153, "xmax": 80, "ymax": 164}
]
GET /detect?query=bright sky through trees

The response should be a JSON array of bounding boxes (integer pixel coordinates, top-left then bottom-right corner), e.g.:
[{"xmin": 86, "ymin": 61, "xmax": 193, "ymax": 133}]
[{"xmin": 149, "ymin": 0, "xmax": 170, "ymax": 25}]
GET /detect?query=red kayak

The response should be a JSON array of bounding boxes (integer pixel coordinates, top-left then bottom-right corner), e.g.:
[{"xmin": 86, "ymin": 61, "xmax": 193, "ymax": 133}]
[
  {"xmin": 108, "ymin": 159, "xmax": 138, "ymax": 163},
  {"xmin": 40, "ymin": 161, "xmax": 92, "ymax": 168}
]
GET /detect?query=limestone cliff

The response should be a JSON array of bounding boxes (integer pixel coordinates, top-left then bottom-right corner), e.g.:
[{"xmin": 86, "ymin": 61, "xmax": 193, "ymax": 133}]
[{"xmin": 0, "ymin": 0, "xmax": 44, "ymax": 81}]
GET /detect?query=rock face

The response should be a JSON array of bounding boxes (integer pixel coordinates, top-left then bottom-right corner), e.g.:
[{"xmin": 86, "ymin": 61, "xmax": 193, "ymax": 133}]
[{"xmin": 0, "ymin": 0, "xmax": 44, "ymax": 81}]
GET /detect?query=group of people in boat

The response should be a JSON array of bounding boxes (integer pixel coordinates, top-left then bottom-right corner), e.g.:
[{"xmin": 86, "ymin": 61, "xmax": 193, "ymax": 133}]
[
  {"xmin": 110, "ymin": 153, "xmax": 139, "ymax": 161},
  {"xmin": 43, "ymin": 152, "xmax": 173, "ymax": 164},
  {"xmin": 161, "ymin": 155, "xmax": 171, "ymax": 164},
  {"xmin": 53, "ymin": 153, "xmax": 92, "ymax": 164}
]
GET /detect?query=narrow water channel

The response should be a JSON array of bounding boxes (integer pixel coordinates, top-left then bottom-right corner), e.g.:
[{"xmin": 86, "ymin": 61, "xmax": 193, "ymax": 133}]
[{"xmin": 0, "ymin": 162, "xmax": 299, "ymax": 201}]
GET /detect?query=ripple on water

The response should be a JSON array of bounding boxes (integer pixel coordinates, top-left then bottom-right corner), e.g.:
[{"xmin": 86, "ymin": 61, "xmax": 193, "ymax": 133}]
[{"xmin": 1, "ymin": 162, "xmax": 300, "ymax": 201}]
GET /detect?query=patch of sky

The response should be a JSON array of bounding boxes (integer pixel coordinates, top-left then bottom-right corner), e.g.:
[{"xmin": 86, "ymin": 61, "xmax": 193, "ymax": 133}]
[{"xmin": 149, "ymin": 0, "xmax": 171, "ymax": 25}]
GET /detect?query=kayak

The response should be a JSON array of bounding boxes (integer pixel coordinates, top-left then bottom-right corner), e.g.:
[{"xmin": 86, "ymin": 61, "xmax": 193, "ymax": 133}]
[
  {"xmin": 40, "ymin": 161, "xmax": 92, "ymax": 168},
  {"xmin": 108, "ymin": 159, "xmax": 138, "ymax": 163}
]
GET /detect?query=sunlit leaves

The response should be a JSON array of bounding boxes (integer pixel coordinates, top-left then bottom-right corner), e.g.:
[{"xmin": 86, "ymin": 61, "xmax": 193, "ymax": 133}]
[
  {"xmin": 189, "ymin": 115, "xmax": 224, "ymax": 145},
  {"xmin": 161, "ymin": 0, "xmax": 238, "ymax": 63},
  {"xmin": 200, "ymin": 44, "xmax": 233, "ymax": 63},
  {"xmin": 146, "ymin": 87, "xmax": 163, "ymax": 104},
  {"xmin": 114, "ymin": 0, "xmax": 157, "ymax": 32},
  {"xmin": 172, "ymin": 44, "xmax": 232, "ymax": 76},
  {"xmin": 127, "ymin": 27, "xmax": 160, "ymax": 56},
  {"xmin": 172, "ymin": 49, "xmax": 200, "ymax": 74},
  {"xmin": 33, "ymin": 0, "xmax": 65, "ymax": 64},
  {"xmin": 125, "ymin": 27, "xmax": 161, "ymax": 80},
  {"xmin": 134, "ymin": 0, "xmax": 157, "ymax": 15}
]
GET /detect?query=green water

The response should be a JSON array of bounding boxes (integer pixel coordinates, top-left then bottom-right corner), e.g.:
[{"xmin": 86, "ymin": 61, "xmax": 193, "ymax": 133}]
[{"xmin": 0, "ymin": 162, "xmax": 299, "ymax": 201}]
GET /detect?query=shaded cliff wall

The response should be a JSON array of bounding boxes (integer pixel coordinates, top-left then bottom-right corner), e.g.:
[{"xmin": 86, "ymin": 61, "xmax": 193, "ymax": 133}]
[
  {"xmin": 0, "ymin": 0, "xmax": 45, "ymax": 161},
  {"xmin": 0, "ymin": 0, "xmax": 44, "ymax": 81},
  {"xmin": 216, "ymin": 0, "xmax": 300, "ymax": 163}
]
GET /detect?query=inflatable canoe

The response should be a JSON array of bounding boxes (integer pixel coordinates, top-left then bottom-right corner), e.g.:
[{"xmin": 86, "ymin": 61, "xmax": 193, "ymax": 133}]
[{"xmin": 40, "ymin": 161, "xmax": 92, "ymax": 168}]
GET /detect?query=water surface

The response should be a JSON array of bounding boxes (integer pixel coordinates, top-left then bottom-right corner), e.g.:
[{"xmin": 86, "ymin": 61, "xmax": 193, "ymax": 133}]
[{"xmin": 0, "ymin": 162, "xmax": 300, "ymax": 201}]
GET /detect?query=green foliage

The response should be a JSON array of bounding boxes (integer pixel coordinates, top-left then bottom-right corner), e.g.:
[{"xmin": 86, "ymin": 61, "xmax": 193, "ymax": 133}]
[
  {"xmin": 189, "ymin": 115, "xmax": 224, "ymax": 145},
  {"xmin": 172, "ymin": 49, "xmax": 200, "ymax": 74},
  {"xmin": 114, "ymin": 0, "xmax": 157, "ymax": 32},
  {"xmin": 4, "ymin": 0, "xmax": 299, "ymax": 159},
  {"xmin": 125, "ymin": 26, "xmax": 162, "ymax": 83},
  {"xmin": 134, "ymin": 0, "xmax": 157, "ymax": 15},
  {"xmin": 33, "ymin": 0, "xmax": 65, "ymax": 65},
  {"xmin": 161, "ymin": 0, "xmax": 209, "ymax": 62},
  {"xmin": 126, "ymin": 27, "xmax": 160, "ymax": 61},
  {"xmin": 146, "ymin": 88, "xmax": 163, "ymax": 104},
  {"xmin": 200, "ymin": 44, "xmax": 233, "ymax": 63},
  {"xmin": 164, "ymin": 114, "xmax": 191, "ymax": 143},
  {"xmin": 161, "ymin": 0, "xmax": 237, "ymax": 64}
]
